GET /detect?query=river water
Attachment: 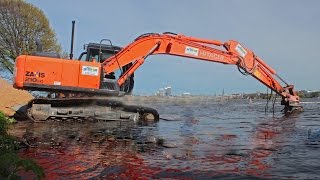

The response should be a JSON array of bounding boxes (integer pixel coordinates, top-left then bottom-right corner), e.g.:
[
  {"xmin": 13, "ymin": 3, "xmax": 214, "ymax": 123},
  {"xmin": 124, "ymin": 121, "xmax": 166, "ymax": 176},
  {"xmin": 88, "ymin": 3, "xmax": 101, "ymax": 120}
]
[{"xmin": 9, "ymin": 97, "xmax": 320, "ymax": 179}]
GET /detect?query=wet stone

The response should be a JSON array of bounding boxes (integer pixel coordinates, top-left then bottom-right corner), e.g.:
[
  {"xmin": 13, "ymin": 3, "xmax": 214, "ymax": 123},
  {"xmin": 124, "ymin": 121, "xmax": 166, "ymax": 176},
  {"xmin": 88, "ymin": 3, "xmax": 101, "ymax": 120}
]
[
  {"xmin": 68, "ymin": 134, "xmax": 77, "ymax": 139},
  {"xmin": 143, "ymin": 114, "xmax": 155, "ymax": 121},
  {"xmin": 107, "ymin": 136, "xmax": 115, "ymax": 141},
  {"xmin": 92, "ymin": 136, "xmax": 106, "ymax": 143},
  {"xmin": 162, "ymin": 142, "xmax": 177, "ymax": 148},
  {"xmin": 25, "ymin": 137, "xmax": 38, "ymax": 147},
  {"xmin": 145, "ymin": 136, "xmax": 157, "ymax": 143},
  {"xmin": 37, "ymin": 142, "xmax": 52, "ymax": 149}
]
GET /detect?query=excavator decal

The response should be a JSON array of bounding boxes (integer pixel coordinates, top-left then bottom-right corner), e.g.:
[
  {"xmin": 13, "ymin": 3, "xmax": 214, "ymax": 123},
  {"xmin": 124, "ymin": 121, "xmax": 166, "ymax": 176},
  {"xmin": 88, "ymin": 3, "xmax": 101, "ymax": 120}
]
[
  {"xmin": 25, "ymin": 71, "xmax": 45, "ymax": 78},
  {"xmin": 25, "ymin": 71, "xmax": 46, "ymax": 83},
  {"xmin": 235, "ymin": 44, "xmax": 248, "ymax": 58},
  {"xmin": 81, "ymin": 66, "xmax": 99, "ymax": 76},
  {"xmin": 185, "ymin": 46, "xmax": 199, "ymax": 56}
]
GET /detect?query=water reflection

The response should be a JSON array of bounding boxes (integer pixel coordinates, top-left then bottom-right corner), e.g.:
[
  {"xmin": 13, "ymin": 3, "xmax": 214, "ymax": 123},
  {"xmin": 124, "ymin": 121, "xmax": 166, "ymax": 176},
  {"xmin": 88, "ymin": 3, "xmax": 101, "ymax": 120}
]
[{"xmin": 9, "ymin": 98, "xmax": 320, "ymax": 179}]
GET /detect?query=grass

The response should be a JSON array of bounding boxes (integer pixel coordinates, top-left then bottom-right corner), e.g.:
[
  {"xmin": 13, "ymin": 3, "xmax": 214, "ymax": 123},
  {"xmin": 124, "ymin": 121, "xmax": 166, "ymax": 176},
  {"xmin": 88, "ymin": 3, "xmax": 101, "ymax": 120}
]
[{"xmin": 0, "ymin": 111, "xmax": 45, "ymax": 179}]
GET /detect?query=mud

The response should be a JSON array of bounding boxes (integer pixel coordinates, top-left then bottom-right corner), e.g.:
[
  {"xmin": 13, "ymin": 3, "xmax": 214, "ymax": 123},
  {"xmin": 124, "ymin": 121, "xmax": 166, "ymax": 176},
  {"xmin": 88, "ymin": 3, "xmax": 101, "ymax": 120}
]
[{"xmin": 0, "ymin": 77, "xmax": 33, "ymax": 116}]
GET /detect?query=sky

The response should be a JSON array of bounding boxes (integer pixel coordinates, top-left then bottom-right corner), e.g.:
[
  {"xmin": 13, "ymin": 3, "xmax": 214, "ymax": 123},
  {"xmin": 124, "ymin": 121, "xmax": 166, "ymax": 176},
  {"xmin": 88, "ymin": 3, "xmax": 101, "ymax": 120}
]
[{"xmin": 26, "ymin": 0, "xmax": 320, "ymax": 95}]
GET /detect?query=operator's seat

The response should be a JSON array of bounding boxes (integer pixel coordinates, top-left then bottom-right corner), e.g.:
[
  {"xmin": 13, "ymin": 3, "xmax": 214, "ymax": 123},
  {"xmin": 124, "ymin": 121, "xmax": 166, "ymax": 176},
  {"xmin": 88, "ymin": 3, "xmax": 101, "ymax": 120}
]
[{"xmin": 99, "ymin": 53, "xmax": 111, "ymax": 63}]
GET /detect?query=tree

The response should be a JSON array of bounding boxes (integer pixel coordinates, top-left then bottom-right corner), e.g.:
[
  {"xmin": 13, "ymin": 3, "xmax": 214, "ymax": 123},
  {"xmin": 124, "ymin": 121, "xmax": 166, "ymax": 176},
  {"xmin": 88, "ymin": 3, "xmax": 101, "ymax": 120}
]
[{"xmin": 0, "ymin": 0, "xmax": 61, "ymax": 74}]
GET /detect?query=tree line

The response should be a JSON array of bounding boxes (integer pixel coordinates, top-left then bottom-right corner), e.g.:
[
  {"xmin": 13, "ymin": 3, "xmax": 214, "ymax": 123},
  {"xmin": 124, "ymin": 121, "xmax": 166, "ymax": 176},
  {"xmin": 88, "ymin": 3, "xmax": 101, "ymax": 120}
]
[{"xmin": 0, "ymin": 0, "xmax": 61, "ymax": 74}]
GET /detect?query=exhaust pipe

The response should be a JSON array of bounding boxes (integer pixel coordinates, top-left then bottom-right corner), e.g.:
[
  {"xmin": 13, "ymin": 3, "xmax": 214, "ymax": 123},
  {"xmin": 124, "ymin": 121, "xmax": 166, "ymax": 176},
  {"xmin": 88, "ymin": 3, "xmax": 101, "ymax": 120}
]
[{"xmin": 69, "ymin": 20, "xmax": 75, "ymax": 59}]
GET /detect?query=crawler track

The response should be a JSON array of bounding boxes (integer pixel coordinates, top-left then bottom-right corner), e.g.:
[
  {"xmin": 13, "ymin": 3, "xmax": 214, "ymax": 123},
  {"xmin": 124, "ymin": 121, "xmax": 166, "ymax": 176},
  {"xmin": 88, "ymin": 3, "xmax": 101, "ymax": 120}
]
[{"xmin": 26, "ymin": 97, "xmax": 159, "ymax": 123}]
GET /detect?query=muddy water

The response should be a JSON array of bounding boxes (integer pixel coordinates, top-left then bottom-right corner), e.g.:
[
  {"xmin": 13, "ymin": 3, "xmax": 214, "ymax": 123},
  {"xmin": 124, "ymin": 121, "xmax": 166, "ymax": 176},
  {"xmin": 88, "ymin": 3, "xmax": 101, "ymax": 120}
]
[{"xmin": 9, "ymin": 97, "xmax": 320, "ymax": 179}]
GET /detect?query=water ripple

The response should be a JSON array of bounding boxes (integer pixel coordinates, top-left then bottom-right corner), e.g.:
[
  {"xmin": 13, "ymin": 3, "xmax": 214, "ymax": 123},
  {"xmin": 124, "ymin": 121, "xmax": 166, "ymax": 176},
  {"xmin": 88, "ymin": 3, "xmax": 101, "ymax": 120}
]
[{"xmin": 10, "ymin": 97, "xmax": 320, "ymax": 179}]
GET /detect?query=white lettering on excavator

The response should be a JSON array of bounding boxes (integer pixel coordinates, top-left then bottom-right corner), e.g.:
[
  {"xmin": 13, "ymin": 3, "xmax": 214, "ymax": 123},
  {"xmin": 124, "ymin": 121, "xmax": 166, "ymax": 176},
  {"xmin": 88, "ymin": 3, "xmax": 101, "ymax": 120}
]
[
  {"xmin": 235, "ymin": 44, "xmax": 247, "ymax": 58},
  {"xmin": 185, "ymin": 46, "xmax": 199, "ymax": 56},
  {"xmin": 199, "ymin": 51, "xmax": 224, "ymax": 61}
]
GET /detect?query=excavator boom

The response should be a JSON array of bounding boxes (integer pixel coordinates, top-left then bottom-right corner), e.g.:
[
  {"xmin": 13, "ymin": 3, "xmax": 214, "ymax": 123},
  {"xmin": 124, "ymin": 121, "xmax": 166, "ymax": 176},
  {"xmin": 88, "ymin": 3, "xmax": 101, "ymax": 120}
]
[{"xmin": 103, "ymin": 33, "xmax": 301, "ymax": 112}]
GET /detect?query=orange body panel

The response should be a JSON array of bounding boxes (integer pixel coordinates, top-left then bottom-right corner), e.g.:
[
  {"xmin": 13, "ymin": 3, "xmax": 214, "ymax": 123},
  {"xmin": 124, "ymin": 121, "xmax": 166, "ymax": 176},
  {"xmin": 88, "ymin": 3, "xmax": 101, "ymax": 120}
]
[
  {"xmin": 14, "ymin": 55, "xmax": 101, "ymax": 90},
  {"xmin": 14, "ymin": 55, "xmax": 26, "ymax": 88},
  {"xmin": 61, "ymin": 60, "xmax": 80, "ymax": 87},
  {"xmin": 77, "ymin": 61, "xmax": 101, "ymax": 89}
]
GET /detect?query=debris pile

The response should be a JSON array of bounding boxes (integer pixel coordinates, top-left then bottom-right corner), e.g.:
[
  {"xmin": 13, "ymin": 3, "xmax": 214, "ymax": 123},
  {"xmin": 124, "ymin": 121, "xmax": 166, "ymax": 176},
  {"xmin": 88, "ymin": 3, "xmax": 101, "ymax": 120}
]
[{"xmin": 0, "ymin": 77, "xmax": 33, "ymax": 116}]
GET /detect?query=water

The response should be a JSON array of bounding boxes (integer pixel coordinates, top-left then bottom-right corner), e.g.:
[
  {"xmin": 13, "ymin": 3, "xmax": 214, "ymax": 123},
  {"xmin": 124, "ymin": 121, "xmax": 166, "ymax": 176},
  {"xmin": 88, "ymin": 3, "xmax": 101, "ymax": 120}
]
[{"xmin": 10, "ymin": 97, "xmax": 320, "ymax": 179}]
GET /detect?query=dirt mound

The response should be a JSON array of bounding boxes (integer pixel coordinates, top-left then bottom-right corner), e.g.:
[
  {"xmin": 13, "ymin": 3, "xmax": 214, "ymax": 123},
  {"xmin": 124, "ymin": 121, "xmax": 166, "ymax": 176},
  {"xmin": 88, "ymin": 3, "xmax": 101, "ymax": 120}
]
[{"xmin": 0, "ymin": 77, "xmax": 33, "ymax": 116}]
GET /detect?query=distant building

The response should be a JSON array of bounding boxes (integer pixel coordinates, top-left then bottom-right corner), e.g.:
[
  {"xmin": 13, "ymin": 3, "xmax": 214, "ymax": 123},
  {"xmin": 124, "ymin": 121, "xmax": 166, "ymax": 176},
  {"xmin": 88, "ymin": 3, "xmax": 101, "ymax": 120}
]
[
  {"xmin": 164, "ymin": 86, "xmax": 172, "ymax": 96},
  {"xmin": 231, "ymin": 93, "xmax": 243, "ymax": 98},
  {"xmin": 299, "ymin": 90, "xmax": 320, "ymax": 98},
  {"xmin": 155, "ymin": 86, "xmax": 172, "ymax": 96},
  {"xmin": 159, "ymin": 88, "xmax": 164, "ymax": 96}
]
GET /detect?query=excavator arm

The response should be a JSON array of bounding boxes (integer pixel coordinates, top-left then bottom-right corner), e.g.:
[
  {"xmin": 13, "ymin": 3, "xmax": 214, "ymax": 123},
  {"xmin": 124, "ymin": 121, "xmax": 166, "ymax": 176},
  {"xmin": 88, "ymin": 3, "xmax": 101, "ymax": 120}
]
[{"xmin": 103, "ymin": 33, "xmax": 301, "ymax": 113}]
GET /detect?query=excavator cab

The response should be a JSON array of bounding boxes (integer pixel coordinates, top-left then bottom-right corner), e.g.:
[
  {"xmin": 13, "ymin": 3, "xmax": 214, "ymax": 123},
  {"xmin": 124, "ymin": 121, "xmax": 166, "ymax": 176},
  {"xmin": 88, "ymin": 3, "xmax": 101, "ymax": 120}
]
[
  {"xmin": 78, "ymin": 42, "xmax": 134, "ymax": 94},
  {"xmin": 78, "ymin": 43, "xmax": 121, "ymax": 63}
]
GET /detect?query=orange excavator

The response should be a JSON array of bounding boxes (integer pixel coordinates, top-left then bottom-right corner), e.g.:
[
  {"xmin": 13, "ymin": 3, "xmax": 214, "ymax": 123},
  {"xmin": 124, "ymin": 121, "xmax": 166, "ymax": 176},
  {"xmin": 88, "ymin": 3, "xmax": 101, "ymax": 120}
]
[{"xmin": 13, "ymin": 26, "xmax": 302, "ymax": 121}]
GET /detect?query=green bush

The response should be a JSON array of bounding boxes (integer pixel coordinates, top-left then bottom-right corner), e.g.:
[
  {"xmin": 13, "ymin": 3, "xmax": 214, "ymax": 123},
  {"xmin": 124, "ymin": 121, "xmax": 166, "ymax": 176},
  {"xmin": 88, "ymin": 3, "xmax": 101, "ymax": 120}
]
[{"xmin": 0, "ymin": 111, "xmax": 45, "ymax": 179}]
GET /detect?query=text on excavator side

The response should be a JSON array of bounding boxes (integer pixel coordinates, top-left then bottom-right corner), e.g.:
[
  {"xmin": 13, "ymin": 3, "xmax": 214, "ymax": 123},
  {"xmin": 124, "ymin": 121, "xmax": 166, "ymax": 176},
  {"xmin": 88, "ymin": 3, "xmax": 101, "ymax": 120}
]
[{"xmin": 199, "ymin": 51, "xmax": 224, "ymax": 61}]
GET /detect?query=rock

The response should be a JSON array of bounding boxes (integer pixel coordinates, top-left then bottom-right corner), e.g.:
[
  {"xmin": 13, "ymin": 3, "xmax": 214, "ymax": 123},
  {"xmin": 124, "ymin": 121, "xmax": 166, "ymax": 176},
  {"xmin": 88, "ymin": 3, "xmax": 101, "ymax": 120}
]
[
  {"xmin": 92, "ymin": 137, "xmax": 105, "ymax": 143},
  {"xmin": 162, "ymin": 151, "xmax": 173, "ymax": 159},
  {"xmin": 162, "ymin": 142, "xmax": 177, "ymax": 148},
  {"xmin": 143, "ymin": 113, "xmax": 155, "ymax": 121},
  {"xmin": 145, "ymin": 136, "xmax": 157, "ymax": 143},
  {"xmin": 37, "ymin": 142, "xmax": 52, "ymax": 149},
  {"xmin": 107, "ymin": 136, "xmax": 115, "ymax": 141},
  {"xmin": 156, "ymin": 138, "xmax": 165, "ymax": 146},
  {"xmin": 67, "ymin": 134, "xmax": 77, "ymax": 139},
  {"xmin": 20, "ymin": 138, "xmax": 31, "ymax": 148},
  {"xmin": 11, "ymin": 104, "xmax": 28, "ymax": 119}
]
